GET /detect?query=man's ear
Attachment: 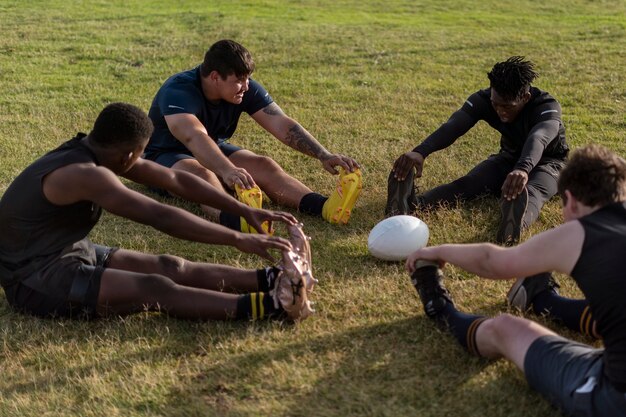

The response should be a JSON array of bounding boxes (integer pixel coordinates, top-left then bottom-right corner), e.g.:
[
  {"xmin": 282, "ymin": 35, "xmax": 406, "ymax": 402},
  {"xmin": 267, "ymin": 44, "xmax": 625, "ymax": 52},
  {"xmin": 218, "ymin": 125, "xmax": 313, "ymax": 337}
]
[
  {"xmin": 121, "ymin": 151, "xmax": 133, "ymax": 167},
  {"xmin": 522, "ymin": 90, "xmax": 532, "ymax": 104},
  {"xmin": 564, "ymin": 189, "xmax": 579, "ymax": 216},
  {"xmin": 209, "ymin": 70, "xmax": 221, "ymax": 82}
]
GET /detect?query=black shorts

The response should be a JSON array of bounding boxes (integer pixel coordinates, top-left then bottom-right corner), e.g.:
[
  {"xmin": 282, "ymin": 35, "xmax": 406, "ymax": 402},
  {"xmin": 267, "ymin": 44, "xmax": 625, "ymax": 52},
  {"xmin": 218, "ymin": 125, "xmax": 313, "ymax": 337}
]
[
  {"xmin": 524, "ymin": 335, "xmax": 626, "ymax": 416},
  {"xmin": 144, "ymin": 140, "xmax": 243, "ymax": 168},
  {"xmin": 143, "ymin": 141, "xmax": 243, "ymax": 196},
  {"xmin": 3, "ymin": 238, "xmax": 117, "ymax": 319}
]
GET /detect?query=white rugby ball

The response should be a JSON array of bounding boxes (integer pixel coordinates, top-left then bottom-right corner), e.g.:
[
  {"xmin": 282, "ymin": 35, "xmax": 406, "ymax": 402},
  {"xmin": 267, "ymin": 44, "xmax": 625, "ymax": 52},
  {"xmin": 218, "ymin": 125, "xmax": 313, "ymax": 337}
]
[{"xmin": 368, "ymin": 215, "xmax": 429, "ymax": 261}]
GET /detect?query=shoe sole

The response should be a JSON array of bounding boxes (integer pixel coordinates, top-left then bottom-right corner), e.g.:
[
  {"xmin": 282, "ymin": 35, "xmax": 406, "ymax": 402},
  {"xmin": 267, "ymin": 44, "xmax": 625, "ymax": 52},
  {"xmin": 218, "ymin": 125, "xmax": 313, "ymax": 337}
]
[
  {"xmin": 385, "ymin": 168, "xmax": 416, "ymax": 216},
  {"xmin": 327, "ymin": 168, "xmax": 362, "ymax": 224},
  {"xmin": 235, "ymin": 185, "xmax": 271, "ymax": 234},
  {"xmin": 506, "ymin": 277, "xmax": 528, "ymax": 310},
  {"xmin": 276, "ymin": 251, "xmax": 315, "ymax": 320},
  {"xmin": 496, "ymin": 187, "xmax": 528, "ymax": 245}
]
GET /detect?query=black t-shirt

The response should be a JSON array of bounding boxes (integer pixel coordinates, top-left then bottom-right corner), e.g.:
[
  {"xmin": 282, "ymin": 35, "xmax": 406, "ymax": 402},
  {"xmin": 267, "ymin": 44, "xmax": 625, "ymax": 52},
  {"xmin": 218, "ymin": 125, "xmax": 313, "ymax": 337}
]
[
  {"xmin": 572, "ymin": 201, "xmax": 626, "ymax": 391},
  {"xmin": 145, "ymin": 66, "xmax": 274, "ymax": 156},
  {"xmin": 0, "ymin": 134, "xmax": 102, "ymax": 287}
]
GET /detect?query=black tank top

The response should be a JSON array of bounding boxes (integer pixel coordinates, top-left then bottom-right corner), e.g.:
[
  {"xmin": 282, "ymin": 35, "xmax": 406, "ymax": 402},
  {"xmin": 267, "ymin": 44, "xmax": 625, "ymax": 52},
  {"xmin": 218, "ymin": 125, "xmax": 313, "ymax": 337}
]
[
  {"xmin": 572, "ymin": 201, "xmax": 626, "ymax": 391},
  {"xmin": 0, "ymin": 134, "xmax": 102, "ymax": 286}
]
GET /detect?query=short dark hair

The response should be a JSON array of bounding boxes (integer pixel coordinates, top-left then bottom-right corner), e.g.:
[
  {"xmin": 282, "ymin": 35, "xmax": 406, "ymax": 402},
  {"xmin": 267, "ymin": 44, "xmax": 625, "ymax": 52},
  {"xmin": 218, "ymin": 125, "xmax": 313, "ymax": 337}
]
[
  {"xmin": 558, "ymin": 144, "xmax": 626, "ymax": 207},
  {"xmin": 200, "ymin": 39, "xmax": 255, "ymax": 79},
  {"xmin": 89, "ymin": 102, "xmax": 154, "ymax": 148},
  {"xmin": 487, "ymin": 56, "xmax": 538, "ymax": 101}
]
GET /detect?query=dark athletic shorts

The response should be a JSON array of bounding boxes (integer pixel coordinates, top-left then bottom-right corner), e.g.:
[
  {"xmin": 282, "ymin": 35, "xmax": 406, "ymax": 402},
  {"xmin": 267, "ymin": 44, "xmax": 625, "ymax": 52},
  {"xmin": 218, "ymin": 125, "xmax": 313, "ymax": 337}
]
[
  {"xmin": 3, "ymin": 238, "xmax": 117, "ymax": 319},
  {"xmin": 144, "ymin": 140, "xmax": 243, "ymax": 169},
  {"xmin": 143, "ymin": 141, "xmax": 243, "ymax": 196},
  {"xmin": 524, "ymin": 335, "xmax": 626, "ymax": 416}
]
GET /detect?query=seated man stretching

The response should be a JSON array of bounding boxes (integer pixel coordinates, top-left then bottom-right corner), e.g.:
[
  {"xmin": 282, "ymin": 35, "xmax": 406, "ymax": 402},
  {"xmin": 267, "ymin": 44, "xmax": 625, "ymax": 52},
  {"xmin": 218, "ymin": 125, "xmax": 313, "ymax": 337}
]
[
  {"xmin": 406, "ymin": 144, "xmax": 626, "ymax": 416},
  {"xmin": 0, "ymin": 103, "xmax": 313, "ymax": 322},
  {"xmin": 145, "ymin": 39, "xmax": 362, "ymax": 229},
  {"xmin": 389, "ymin": 56, "xmax": 568, "ymax": 245}
]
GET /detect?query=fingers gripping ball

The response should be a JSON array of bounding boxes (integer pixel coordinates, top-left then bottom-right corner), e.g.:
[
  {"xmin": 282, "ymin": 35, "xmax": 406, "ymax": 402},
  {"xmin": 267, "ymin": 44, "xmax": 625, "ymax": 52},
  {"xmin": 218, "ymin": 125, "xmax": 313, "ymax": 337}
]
[
  {"xmin": 271, "ymin": 223, "xmax": 317, "ymax": 320},
  {"xmin": 368, "ymin": 215, "xmax": 429, "ymax": 261}
]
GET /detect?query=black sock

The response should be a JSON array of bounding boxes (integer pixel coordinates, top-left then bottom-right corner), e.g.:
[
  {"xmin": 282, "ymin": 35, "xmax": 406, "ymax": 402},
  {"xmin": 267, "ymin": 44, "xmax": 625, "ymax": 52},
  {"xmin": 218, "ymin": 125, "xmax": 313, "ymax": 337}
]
[
  {"xmin": 235, "ymin": 293, "xmax": 282, "ymax": 320},
  {"xmin": 298, "ymin": 192, "xmax": 328, "ymax": 216},
  {"xmin": 532, "ymin": 292, "xmax": 598, "ymax": 338},
  {"xmin": 256, "ymin": 267, "xmax": 281, "ymax": 292},
  {"xmin": 219, "ymin": 211, "xmax": 241, "ymax": 231},
  {"xmin": 436, "ymin": 303, "xmax": 488, "ymax": 356}
]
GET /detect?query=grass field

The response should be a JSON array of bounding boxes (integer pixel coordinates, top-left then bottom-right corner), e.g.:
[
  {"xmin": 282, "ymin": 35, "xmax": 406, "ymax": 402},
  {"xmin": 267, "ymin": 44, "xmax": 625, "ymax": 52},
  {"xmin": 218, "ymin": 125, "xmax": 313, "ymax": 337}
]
[{"xmin": 1, "ymin": 0, "xmax": 625, "ymax": 416}]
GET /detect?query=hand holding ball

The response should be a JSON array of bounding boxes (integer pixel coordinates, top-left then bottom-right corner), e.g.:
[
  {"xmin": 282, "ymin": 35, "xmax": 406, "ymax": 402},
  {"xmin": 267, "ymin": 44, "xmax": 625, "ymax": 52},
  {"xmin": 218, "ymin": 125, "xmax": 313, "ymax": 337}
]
[{"xmin": 368, "ymin": 215, "xmax": 429, "ymax": 261}]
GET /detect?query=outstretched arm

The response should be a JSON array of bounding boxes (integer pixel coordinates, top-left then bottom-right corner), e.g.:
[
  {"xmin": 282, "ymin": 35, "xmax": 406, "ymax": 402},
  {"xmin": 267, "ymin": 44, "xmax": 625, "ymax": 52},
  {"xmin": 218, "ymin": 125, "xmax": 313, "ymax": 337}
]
[
  {"xmin": 251, "ymin": 103, "xmax": 359, "ymax": 174},
  {"xmin": 164, "ymin": 113, "xmax": 256, "ymax": 189},
  {"xmin": 392, "ymin": 110, "xmax": 476, "ymax": 180},
  {"xmin": 43, "ymin": 163, "xmax": 291, "ymax": 261},
  {"xmin": 405, "ymin": 220, "xmax": 584, "ymax": 279},
  {"xmin": 501, "ymin": 120, "xmax": 561, "ymax": 200},
  {"xmin": 124, "ymin": 159, "xmax": 298, "ymax": 233}
]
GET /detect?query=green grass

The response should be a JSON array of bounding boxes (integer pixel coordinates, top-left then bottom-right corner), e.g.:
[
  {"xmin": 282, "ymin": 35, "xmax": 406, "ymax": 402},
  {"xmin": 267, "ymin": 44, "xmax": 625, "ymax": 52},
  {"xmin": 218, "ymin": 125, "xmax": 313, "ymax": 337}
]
[{"xmin": 1, "ymin": 0, "xmax": 625, "ymax": 415}]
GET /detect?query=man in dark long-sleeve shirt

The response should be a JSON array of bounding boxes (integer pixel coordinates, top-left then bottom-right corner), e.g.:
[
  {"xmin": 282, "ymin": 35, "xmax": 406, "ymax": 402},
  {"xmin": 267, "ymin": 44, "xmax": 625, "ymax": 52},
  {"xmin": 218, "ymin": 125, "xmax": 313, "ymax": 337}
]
[{"xmin": 388, "ymin": 56, "xmax": 568, "ymax": 244}]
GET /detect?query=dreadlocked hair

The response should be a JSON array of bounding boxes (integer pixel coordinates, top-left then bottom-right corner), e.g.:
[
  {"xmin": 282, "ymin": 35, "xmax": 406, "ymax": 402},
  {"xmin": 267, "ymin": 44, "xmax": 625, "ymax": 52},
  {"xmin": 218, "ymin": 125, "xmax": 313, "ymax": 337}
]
[{"xmin": 487, "ymin": 56, "xmax": 538, "ymax": 101}]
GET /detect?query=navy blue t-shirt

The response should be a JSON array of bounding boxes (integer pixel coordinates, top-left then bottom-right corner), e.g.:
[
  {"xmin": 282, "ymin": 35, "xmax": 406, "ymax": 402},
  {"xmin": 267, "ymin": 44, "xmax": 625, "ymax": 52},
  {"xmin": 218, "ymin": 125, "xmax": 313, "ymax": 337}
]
[{"xmin": 145, "ymin": 66, "xmax": 273, "ymax": 156}]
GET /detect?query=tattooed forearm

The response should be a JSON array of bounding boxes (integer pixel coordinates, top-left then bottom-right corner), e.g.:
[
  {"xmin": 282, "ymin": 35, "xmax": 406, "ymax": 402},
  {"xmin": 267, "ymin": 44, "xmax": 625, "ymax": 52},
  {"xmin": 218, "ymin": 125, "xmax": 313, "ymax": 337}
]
[
  {"xmin": 261, "ymin": 103, "xmax": 283, "ymax": 116},
  {"xmin": 284, "ymin": 124, "xmax": 329, "ymax": 159}
]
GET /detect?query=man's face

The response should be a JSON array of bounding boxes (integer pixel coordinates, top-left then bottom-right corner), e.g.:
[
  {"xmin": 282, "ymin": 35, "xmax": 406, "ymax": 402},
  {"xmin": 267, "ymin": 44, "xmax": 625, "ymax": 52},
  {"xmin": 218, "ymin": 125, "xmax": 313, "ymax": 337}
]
[
  {"xmin": 216, "ymin": 73, "xmax": 250, "ymax": 104},
  {"xmin": 490, "ymin": 88, "xmax": 530, "ymax": 123}
]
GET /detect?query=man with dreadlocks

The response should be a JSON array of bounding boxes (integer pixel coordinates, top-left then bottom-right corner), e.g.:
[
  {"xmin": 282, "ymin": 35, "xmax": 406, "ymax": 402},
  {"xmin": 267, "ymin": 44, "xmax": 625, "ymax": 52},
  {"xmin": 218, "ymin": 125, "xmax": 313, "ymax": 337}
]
[{"xmin": 387, "ymin": 56, "xmax": 569, "ymax": 245}]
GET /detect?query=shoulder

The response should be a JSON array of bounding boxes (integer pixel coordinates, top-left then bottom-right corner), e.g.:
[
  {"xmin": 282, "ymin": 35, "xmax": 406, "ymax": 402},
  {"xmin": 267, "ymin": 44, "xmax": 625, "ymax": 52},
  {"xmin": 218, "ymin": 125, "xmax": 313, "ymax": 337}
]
[
  {"xmin": 159, "ymin": 68, "xmax": 203, "ymax": 98},
  {"xmin": 460, "ymin": 88, "xmax": 491, "ymax": 116},
  {"xmin": 242, "ymin": 78, "xmax": 274, "ymax": 113},
  {"xmin": 527, "ymin": 87, "xmax": 561, "ymax": 121}
]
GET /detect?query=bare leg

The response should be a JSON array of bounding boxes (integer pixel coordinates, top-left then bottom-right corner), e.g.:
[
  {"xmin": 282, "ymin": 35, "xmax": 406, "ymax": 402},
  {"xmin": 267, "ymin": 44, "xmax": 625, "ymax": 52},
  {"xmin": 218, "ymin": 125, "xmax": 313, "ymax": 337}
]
[
  {"xmin": 229, "ymin": 150, "xmax": 314, "ymax": 207},
  {"xmin": 97, "ymin": 268, "xmax": 239, "ymax": 319},
  {"xmin": 107, "ymin": 249, "xmax": 260, "ymax": 293},
  {"xmin": 171, "ymin": 158, "xmax": 226, "ymax": 219},
  {"xmin": 475, "ymin": 313, "xmax": 558, "ymax": 371}
]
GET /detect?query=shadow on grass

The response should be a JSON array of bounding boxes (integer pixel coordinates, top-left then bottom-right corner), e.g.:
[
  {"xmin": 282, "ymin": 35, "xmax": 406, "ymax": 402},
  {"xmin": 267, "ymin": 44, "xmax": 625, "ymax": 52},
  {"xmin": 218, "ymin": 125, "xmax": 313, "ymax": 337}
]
[{"xmin": 158, "ymin": 317, "xmax": 516, "ymax": 417}]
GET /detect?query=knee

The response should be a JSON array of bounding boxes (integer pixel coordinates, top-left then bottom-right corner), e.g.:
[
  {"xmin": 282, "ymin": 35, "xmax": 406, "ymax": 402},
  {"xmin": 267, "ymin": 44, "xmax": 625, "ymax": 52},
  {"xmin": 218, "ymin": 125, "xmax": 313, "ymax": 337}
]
[
  {"xmin": 482, "ymin": 313, "xmax": 519, "ymax": 341},
  {"xmin": 137, "ymin": 273, "xmax": 179, "ymax": 300},
  {"xmin": 155, "ymin": 254, "xmax": 186, "ymax": 277},
  {"xmin": 173, "ymin": 159, "xmax": 219, "ymax": 183},
  {"xmin": 254, "ymin": 155, "xmax": 284, "ymax": 175}
]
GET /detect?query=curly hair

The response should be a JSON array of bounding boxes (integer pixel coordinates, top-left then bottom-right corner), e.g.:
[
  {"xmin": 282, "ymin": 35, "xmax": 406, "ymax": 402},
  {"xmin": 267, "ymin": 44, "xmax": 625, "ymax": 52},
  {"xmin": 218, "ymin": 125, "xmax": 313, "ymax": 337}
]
[
  {"xmin": 89, "ymin": 103, "xmax": 154, "ymax": 148},
  {"xmin": 200, "ymin": 39, "xmax": 255, "ymax": 79},
  {"xmin": 558, "ymin": 144, "xmax": 626, "ymax": 207},
  {"xmin": 487, "ymin": 56, "xmax": 538, "ymax": 101}
]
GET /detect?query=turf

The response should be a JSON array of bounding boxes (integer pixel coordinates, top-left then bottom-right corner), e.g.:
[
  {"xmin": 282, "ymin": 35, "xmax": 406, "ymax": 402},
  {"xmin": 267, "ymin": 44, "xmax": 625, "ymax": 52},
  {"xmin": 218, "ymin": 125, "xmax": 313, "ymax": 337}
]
[{"xmin": 1, "ymin": 0, "xmax": 625, "ymax": 416}]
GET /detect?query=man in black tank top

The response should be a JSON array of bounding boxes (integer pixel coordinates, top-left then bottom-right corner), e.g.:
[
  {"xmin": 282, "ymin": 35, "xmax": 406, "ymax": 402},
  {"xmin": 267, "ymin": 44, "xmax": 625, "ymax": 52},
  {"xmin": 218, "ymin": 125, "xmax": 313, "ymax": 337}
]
[
  {"xmin": 388, "ymin": 57, "xmax": 568, "ymax": 245},
  {"xmin": 405, "ymin": 145, "xmax": 626, "ymax": 416},
  {"xmin": 0, "ymin": 103, "xmax": 313, "ymax": 322}
]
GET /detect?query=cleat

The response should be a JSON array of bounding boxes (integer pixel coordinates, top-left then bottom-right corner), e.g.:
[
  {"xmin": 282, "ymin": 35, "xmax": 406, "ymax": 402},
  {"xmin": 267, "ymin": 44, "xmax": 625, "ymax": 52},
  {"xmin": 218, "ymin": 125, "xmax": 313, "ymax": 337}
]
[
  {"xmin": 410, "ymin": 260, "xmax": 453, "ymax": 318},
  {"xmin": 496, "ymin": 187, "xmax": 528, "ymax": 245},
  {"xmin": 235, "ymin": 184, "xmax": 271, "ymax": 234},
  {"xmin": 285, "ymin": 223, "xmax": 316, "ymax": 293},
  {"xmin": 322, "ymin": 167, "xmax": 363, "ymax": 225},
  {"xmin": 270, "ymin": 223, "xmax": 317, "ymax": 321},
  {"xmin": 385, "ymin": 168, "xmax": 418, "ymax": 216},
  {"xmin": 507, "ymin": 272, "xmax": 560, "ymax": 311},
  {"xmin": 272, "ymin": 251, "xmax": 314, "ymax": 321}
]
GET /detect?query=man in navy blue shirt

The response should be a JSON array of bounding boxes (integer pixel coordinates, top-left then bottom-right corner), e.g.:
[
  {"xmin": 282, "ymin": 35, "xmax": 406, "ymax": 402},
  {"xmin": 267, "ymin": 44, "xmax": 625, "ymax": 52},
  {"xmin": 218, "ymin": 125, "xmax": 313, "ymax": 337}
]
[
  {"xmin": 145, "ymin": 39, "xmax": 362, "ymax": 229},
  {"xmin": 388, "ymin": 57, "xmax": 568, "ymax": 245}
]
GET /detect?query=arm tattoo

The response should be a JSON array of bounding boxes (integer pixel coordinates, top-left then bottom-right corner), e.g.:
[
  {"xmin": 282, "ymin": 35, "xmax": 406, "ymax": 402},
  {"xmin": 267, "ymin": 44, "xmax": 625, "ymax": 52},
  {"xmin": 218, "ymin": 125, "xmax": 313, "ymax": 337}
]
[
  {"xmin": 262, "ymin": 103, "xmax": 283, "ymax": 116},
  {"xmin": 284, "ymin": 124, "xmax": 327, "ymax": 158}
]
